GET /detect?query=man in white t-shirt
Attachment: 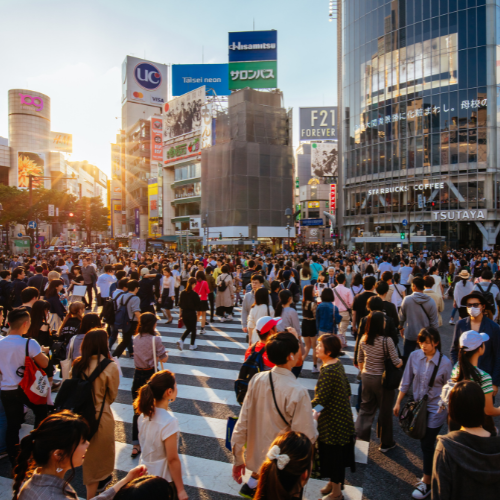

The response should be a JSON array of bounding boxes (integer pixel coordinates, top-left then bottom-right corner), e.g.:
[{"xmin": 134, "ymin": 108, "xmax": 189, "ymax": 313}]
[{"xmin": 0, "ymin": 308, "xmax": 49, "ymax": 464}]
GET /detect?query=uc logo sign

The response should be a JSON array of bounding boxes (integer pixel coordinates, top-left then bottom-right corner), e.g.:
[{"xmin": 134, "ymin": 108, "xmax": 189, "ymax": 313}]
[
  {"xmin": 19, "ymin": 93, "xmax": 44, "ymax": 112},
  {"xmin": 134, "ymin": 62, "xmax": 162, "ymax": 91}
]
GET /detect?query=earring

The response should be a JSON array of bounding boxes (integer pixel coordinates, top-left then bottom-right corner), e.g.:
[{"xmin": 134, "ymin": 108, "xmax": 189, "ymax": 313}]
[{"xmin": 56, "ymin": 467, "xmax": 63, "ymax": 473}]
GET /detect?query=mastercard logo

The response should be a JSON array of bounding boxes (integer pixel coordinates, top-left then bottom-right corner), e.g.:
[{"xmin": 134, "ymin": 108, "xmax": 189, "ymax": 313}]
[
  {"xmin": 164, "ymin": 103, "xmax": 170, "ymax": 113},
  {"xmin": 133, "ymin": 91, "xmax": 144, "ymax": 98}
]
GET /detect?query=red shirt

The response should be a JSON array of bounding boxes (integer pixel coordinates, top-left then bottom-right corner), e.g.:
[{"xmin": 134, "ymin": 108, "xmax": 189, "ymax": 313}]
[
  {"xmin": 193, "ymin": 280, "xmax": 210, "ymax": 301},
  {"xmin": 244, "ymin": 341, "xmax": 275, "ymax": 370}
]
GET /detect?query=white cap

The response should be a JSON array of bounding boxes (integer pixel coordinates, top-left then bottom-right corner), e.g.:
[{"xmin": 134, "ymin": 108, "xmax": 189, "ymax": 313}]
[{"xmin": 459, "ymin": 330, "xmax": 490, "ymax": 351}]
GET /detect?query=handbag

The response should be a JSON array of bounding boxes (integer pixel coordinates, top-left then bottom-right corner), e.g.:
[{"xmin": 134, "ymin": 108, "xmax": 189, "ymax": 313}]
[
  {"xmin": 60, "ymin": 336, "xmax": 76, "ymax": 380},
  {"xmin": 152, "ymin": 336, "xmax": 164, "ymax": 372},
  {"xmin": 177, "ymin": 317, "xmax": 184, "ymax": 328},
  {"xmin": 399, "ymin": 353, "xmax": 443, "ymax": 439},
  {"xmin": 381, "ymin": 337, "xmax": 403, "ymax": 390},
  {"xmin": 18, "ymin": 339, "xmax": 50, "ymax": 405},
  {"xmin": 225, "ymin": 416, "xmax": 238, "ymax": 451}
]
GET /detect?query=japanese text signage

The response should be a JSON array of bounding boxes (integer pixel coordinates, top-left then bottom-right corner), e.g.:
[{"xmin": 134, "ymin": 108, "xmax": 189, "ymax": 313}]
[
  {"xmin": 299, "ymin": 107, "xmax": 337, "ymax": 142},
  {"xmin": 228, "ymin": 61, "xmax": 277, "ymax": 90},
  {"xmin": 330, "ymin": 184, "xmax": 336, "ymax": 214},
  {"xmin": 150, "ymin": 117, "xmax": 163, "ymax": 162},
  {"xmin": 164, "ymin": 138, "xmax": 200, "ymax": 165}
]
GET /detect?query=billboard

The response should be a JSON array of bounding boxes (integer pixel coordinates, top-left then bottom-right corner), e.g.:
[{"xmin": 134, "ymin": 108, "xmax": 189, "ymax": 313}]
[
  {"xmin": 228, "ymin": 61, "xmax": 277, "ymax": 90},
  {"xmin": 148, "ymin": 178, "xmax": 159, "ymax": 237},
  {"xmin": 200, "ymin": 103, "xmax": 213, "ymax": 149},
  {"xmin": 172, "ymin": 64, "xmax": 230, "ymax": 96},
  {"xmin": 163, "ymin": 86, "xmax": 205, "ymax": 140},
  {"xmin": 311, "ymin": 143, "xmax": 338, "ymax": 177},
  {"xmin": 150, "ymin": 116, "xmax": 163, "ymax": 162},
  {"xmin": 228, "ymin": 30, "xmax": 277, "ymax": 62},
  {"xmin": 299, "ymin": 107, "xmax": 337, "ymax": 142},
  {"xmin": 17, "ymin": 152, "xmax": 48, "ymax": 189},
  {"xmin": 330, "ymin": 184, "xmax": 336, "ymax": 214},
  {"xmin": 49, "ymin": 132, "xmax": 73, "ymax": 153},
  {"xmin": 122, "ymin": 56, "xmax": 169, "ymax": 106},
  {"xmin": 134, "ymin": 208, "xmax": 140, "ymax": 236}
]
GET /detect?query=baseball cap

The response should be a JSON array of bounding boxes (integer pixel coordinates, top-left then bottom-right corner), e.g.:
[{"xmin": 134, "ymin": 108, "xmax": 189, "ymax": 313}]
[
  {"xmin": 256, "ymin": 316, "xmax": 281, "ymax": 334},
  {"xmin": 459, "ymin": 330, "xmax": 490, "ymax": 351}
]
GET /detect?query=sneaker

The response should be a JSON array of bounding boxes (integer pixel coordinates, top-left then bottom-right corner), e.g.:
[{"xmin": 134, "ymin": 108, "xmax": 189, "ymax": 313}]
[
  {"xmin": 449, "ymin": 318, "xmax": 455, "ymax": 325},
  {"xmin": 177, "ymin": 339, "xmax": 183, "ymax": 351},
  {"xmin": 96, "ymin": 475, "xmax": 112, "ymax": 493},
  {"xmin": 379, "ymin": 442, "xmax": 396, "ymax": 453},
  {"xmin": 200, "ymin": 329, "xmax": 206, "ymax": 335},
  {"xmin": 412, "ymin": 480, "xmax": 431, "ymax": 499},
  {"xmin": 239, "ymin": 483, "xmax": 256, "ymax": 499},
  {"xmin": 219, "ymin": 317, "xmax": 226, "ymax": 322},
  {"xmin": 189, "ymin": 344, "xmax": 198, "ymax": 350},
  {"xmin": 226, "ymin": 315, "xmax": 233, "ymax": 321},
  {"xmin": 311, "ymin": 365, "xmax": 320, "ymax": 374}
]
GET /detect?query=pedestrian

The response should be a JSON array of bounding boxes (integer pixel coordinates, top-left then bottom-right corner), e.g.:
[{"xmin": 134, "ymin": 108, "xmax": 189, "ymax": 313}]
[
  {"xmin": 312, "ymin": 334, "xmax": 356, "ymax": 500},
  {"xmin": 215, "ymin": 264, "xmax": 234, "ymax": 322},
  {"xmin": 355, "ymin": 311, "xmax": 402, "ymax": 452},
  {"xmin": 12, "ymin": 410, "xmax": 146, "ymax": 500},
  {"xmin": 350, "ymin": 273, "xmax": 364, "ymax": 296},
  {"xmin": 247, "ymin": 287, "xmax": 275, "ymax": 345},
  {"xmin": 67, "ymin": 312, "xmax": 102, "ymax": 363},
  {"xmin": 390, "ymin": 272, "xmax": 406, "ymax": 311},
  {"xmin": 301, "ymin": 284, "xmax": 318, "ymax": 373},
  {"xmin": 316, "ymin": 288, "xmax": 342, "ymax": 339},
  {"xmin": 452, "ymin": 270, "xmax": 474, "ymax": 320},
  {"xmin": 112, "ymin": 280, "xmax": 141, "ymax": 359},
  {"xmin": 160, "ymin": 267, "xmax": 175, "ymax": 324},
  {"xmin": 81, "ymin": 257, "xmax": 98, "ymax": 310},
  {"xmin": 45, "ymin": 279, "xmax": 67, "ymax": 331},
  {"xmin": 423, "ymin": 276, "xmax": 445, "ymax": 326},
  {"xmin": 393, "ymin": 327, "xmax": 452, "ymax": 499},
  {"xmin": 332, "ymin": 273, "xmax": 354, "ymax": 342},
  {"xmin": 177, "ymin": 277, "xmax": 201, "ymax": 351},
  {"xmin": 351, "ymin": 276, "xmax": 377, "ymax": 339},
  {"xmin": 432, "ymin": 380, "xmax": 500, "ymax": 500},
  {"xmin": 194, "ymin": 270, "xmax": 210, "ymax": 334},
  {"xmin": 134, "ymin": 370, "xmax": 188, "ymax": 500},
  {"xmin": 254, "ymin": 431, "xmax": 314, "ymax": 500},
  {"xmin": 300, "ymin": 261, "xmax": 312, "ymax": 290},
  {"xmin": 70, "ymin": 328, "xmax": 120, "ymax": 499},
  {"xmin": 130, "ymin": 312, "xmax": 169, "ymax": 458}
]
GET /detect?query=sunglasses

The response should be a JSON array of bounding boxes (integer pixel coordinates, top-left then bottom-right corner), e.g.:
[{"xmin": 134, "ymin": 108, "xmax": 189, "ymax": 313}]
[{"xmin": 467, "ymin": 303, "xmax": 482, "ymax": 308}]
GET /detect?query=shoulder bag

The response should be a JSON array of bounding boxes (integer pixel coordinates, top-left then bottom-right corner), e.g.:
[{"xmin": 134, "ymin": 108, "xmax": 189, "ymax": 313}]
[
  {"xmin": 269, "ymin": 372, "xmax": 290, "ymax": 427},
  {"xmin": 399, "ymin": 353, "xmax": 443, "ymax": 439},
  {"xmin": 333, "ymin": 288, "xmax": 352, "ymax": 321},
  {"xmin": 381, "ymin": 337, "xmax": 403, "ymax": 390}
]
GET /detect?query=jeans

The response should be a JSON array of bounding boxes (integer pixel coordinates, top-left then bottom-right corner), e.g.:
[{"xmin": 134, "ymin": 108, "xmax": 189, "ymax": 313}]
[
  {"xmin": 112, "ymin": 321, "xmax": 137, "ymax": 358},
  {"xmin": 420, "ymin": 425, "xmax": 442, "ymax": 476},
  {"xmin": 403, "ymin": 338, "xmax": 418, "ymax": 366},
  {"xmin": 1, "ymin": 388, "xmax": 48, "ymax": 465},
  {"xmin": 450, "ymin": 307, "xmax": 457, "ymax": 319},
  {"xmin": 131, "ymin": 368, "xmax": 155, "ymax": 444},
  {"xmin": 181, "ymin": 311, "xmax": 198, "ymax": 345}
]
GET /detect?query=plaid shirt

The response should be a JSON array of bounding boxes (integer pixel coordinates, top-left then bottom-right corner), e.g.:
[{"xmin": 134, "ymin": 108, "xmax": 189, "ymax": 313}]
[{"xmin": 19, "ymin": 473, "xmax": 116, "ymax": 500}]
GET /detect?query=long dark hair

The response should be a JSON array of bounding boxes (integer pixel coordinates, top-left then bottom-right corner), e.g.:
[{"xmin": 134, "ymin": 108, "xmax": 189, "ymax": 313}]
[
  {"xmin": 72, "ymin": 328, "xmax": 110, "ymax": 375},
  {"xmin": 45, "ymin": 279, "xmax": 63, "ymax": 298},
  {"xmin": 186, "ymin": 277, "xmax": 197, "ymax": 292},
  {"xmin": 12, "ymin": 411, "xmax": 90, "ymax": 500},
  {"xmin": 275, "ymin": 290, "xmax": 292, "ymax": 317},
  {"xmin": 254, "ymin": 431, "xmax": 313, "ymax": 500},
  {"xmin": 252, "ymin": 287, "xmax": 270, "ymax": 308},
  {"xmin": 57, "ymin": 301, "xmax": 85, "ymax": 336},
  {"xmin": 302, "ymin": 284, "xmax": 315, "ymax": 304},
  {"xmin": 301, "ymin": 262, "xmax": 311, "ymax": 279},
  {"xmin": 133, "ymin": 370, "xmax": 176, "ymax": 419},
  {"xmin": 454, "ymin": 345, "xmax": 483, "ymax": 386},
  {"xmin": 137, "ymin": 312, "xmax": 158, "ymax": 336},
  {"xmin": 26, "ymin": 300, "xmax": 51, "ymax": 340},
  {"xmin": 195, "ymin": 270, "xmax": 206, "ymax": 281},
  {"xmin": 80, "ymin": 313, "xmax": 102, "ymax": 335},
  {"xmin": 362, "ymin": 311, "xmax": 385, "ymax": 346}
]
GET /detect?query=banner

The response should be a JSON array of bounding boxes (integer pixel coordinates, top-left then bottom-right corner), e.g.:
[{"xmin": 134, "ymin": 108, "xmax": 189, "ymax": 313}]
[
  {"xmin": 134, "ymin": 208, "xmax": 140, "ymax": 236},
  {"xmin": 201, "ymin": 103, "xmax": 213, "ymax": 149},
  {"xmin": 17, "ymin": 152, "xmax": 47, "ymax": 189},
  {"xmin": 330, "ymin": 184, "xmax": 336, "ymax": 213},
  {"xmin": 148, "ymin": 178, "xmax": 159, "ymax": 237},
  {"xmin": 163, "ymin": 86, "xmax": 205, "ymax": 141},
  {"xmin": 174, "ymin": 181, "xmax": 201, "ymax": 199},
  {"xmin": 111, "ymin": 200, "xmax": 122, "ymax": 237},
  {"xmin": 164, "ymin": 138, "xmax": 201, "ymax": 165},
  {"xmin": 151, "ymin": 116, "xmax": 163, "ymax": 161},
  {"xmin": 311, "ymin": 143, "xmax": 338, "ymax": 177}
]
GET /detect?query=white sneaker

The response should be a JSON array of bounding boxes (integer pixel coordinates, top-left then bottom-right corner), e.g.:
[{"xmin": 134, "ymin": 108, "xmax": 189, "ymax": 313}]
[
  {"xmin": 311, "ymin": 365, "xmax": 320, "ymax": 374},
  {"xmin": 219, "ymin": 317, "xmax": 225, "ymax": 322},
  {"xmin": 189, "ymin": 343, "xmax": 198, "ymax": 350},
  {"xmin": 200, "ymin": 329, "xmax": 205, "ymax": 335},
  {"xmin": 449, "ymin": 318, "xmax": 455, "ymax": 325},
  {"xmin": 177, "ymin": 339, "xmax": 183, "ymax": 351},
  {"xmin": 412, "ymin": 480, "xmax": 431, "ymax": 499},
  {"xmin": 226, "ymin": 315, "xmax": 233, "ymax": 321}
]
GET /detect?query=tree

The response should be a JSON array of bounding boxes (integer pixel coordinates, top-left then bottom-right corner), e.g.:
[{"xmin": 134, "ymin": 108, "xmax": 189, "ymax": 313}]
[{"xmin": 74, "ymin": 196, "xmax": 110, "ymax": 245}]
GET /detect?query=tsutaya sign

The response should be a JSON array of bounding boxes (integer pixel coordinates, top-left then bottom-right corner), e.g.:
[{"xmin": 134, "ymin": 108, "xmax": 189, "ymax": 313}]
[
  {"xmin": 368, "ymin": 182, "xmax": 444, "ymax": 196},
  {"xmin": 432, "ymin": 210, "xmax": 488, "ymax": 221}
]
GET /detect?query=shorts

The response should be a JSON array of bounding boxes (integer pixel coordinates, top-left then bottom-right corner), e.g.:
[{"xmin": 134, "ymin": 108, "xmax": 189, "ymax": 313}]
[
  {"xmin": 302, "ymin": 319, "xmax": 318, "ymax": 338},
  {"xmin": 198, "ymin": 299, "xmax": 209, "ymax": 312}
]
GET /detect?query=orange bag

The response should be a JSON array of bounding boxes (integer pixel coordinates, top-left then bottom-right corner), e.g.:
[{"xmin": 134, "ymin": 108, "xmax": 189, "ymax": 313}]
[{"xmin": 18, "ymin": 339, "xmax": 49, "ymax": 405}]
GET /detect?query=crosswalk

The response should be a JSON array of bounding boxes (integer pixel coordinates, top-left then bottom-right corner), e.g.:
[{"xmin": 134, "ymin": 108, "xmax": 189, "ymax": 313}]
[{"xmin": 9, "ymin": 304, "xmax": 366, "ymax": 500}]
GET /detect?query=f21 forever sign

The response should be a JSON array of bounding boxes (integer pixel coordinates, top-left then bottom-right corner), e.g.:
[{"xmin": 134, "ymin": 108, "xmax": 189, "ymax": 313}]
[{"xmin": 299, "ymin": 107, "xmax": 337, "ymax": 142}]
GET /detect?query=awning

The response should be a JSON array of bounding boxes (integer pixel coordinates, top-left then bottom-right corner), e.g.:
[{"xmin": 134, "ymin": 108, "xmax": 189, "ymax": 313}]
[{"xmin": 155, "ymin": 235, "xmax": 178, "ymax": 242}]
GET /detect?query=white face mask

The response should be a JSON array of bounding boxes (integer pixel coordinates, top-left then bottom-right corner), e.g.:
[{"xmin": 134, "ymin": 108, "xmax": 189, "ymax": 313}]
[{"xmin": 467, "ymin": 306, "xmax": 482, "ymax": 318}]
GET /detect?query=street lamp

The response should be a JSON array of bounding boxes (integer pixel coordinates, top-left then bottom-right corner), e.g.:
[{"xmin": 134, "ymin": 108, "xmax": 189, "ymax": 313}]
[{"xmin": 285, "ymin": 208, "xmax": 292, "ymax": 251}]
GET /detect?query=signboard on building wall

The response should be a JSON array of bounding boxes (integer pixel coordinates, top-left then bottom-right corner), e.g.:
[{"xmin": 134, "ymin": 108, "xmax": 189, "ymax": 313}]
[
  {"xmin": 228, "ymin": 30, "xmax": 278, "ymax": 62},
  {"xmin": 17, "ymin": 152, "xmax": 48, "ymax": 189},
  {"xmin": 228, "ymin": 61, "xmax": 277, "ymax": 90},
  {"xmin": 163, "ymin": 86, "xmax": 205, "ymax": 141},
  {"xmin": 330, "ymin": 184, "xmax": 336, "ymax": 213},
  {"xmin": 174, "ymin": 181, "xmax": 201, "ymax": 199},
  {"xmin": 299, "ymin": 107, "xmax": 337, "ymax": 142},
  {"xmin": 107, "ymin": 180, "xmax": 111, "ymax": 227},
  {"xmin": 151, "ymin": 117, "xmax": 163, "ymax": 161},
  {"xmin": 201, "ymin": 103, "xmax": 213, "ymax": 149},
  {"xmin": 172, "ymin": 64, "xmax": 230, "ymax": 96},
  {"xmin": 49, "ymin": 132, "xmax": 73, "ymax": 153},
  {"xmin": 134, "ymin": 208, "xmax": 140, "ymax": 236},
  {"xmin": 311, "ymin": 143, "xmax": 338, "ymax": 177},
  {"xmin": 164, "ymin": 138, "xmax": 201, "ymax": 165},
  {"xmin": 148, "ymin": 178, "xmax": 158, "ymax": 237}
]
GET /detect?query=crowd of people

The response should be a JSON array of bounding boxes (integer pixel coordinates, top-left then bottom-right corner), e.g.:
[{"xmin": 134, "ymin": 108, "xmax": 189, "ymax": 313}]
[{"xmin": 0, "ymin": 246, "xmax": 499, "ymax": 500}]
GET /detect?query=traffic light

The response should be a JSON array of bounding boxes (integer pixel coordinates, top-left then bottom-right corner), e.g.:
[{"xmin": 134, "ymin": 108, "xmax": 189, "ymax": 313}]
[
  {"xmin": 400, "ymin": 232, "xmax": 406, "ymax": 240},
  {"xmin": 219, "ymin": 232, "xmax": 222, "ymax": 240}
]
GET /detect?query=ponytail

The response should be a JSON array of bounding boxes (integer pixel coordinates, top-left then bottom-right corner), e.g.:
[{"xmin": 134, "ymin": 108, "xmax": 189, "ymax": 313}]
[
  {"xmin": 133, "ymin": 370, "xmax": 176, "ymax": 419},
  {"xmin": 13, "ymin": 432, "xmax": 36, "ymax": 500},
  {"xmin": 275, "ymin": 290, "xmax": 292, "ymax": 317},
  {"xmin": 454, "ymin": 346, "xmax": 483, "ymax": 386},
  {"xmin": 186, "ymin": 277, "xmax": 197, "ymax": 293}
]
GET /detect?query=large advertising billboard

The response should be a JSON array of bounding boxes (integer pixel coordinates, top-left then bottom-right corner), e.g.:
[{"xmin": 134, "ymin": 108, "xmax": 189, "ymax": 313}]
[
  {"xmin": 150, "ymin": 116, "xmax": 163, "ymax": 162},
  {"xmin": 299, "ymin": 107, "xmax": 337, "ymax": 142},
  {"xmin": 163, "ymin": 86, "xmax": 205, "ymax": 141},
  {"xmin": 148, "ymin": 178, "xmax": 159, "ymax": 237},
  {"xmin": 228, "ymin": 61, "xmax": 277, "ymax": 90},
  {"xmin": 122, "ymin": 56, "xmax": 169, "ymax": 106},
  {"xmin": 172, "ymin": 64, "xmax": 230, "ymax": 96},
  {"xmin": 228, "ymin": 30, "xmax": 278, "ymax": 62},
  {"xmin": 311, "ymin": 143, "xmax": 338, "ymax": 177},
  {"xmin": 49, "ymin": 132, "xmax": 73, "ymax": 153},
  {"xmin": 17, "ymin": 152, "xmax": 48, "ymax": 189}
]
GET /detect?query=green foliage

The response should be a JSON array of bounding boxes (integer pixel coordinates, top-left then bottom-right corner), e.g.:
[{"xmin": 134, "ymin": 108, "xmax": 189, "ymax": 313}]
[{"xmin": 74, "ymin": 196, "xmax": 110, "ymax": 244}]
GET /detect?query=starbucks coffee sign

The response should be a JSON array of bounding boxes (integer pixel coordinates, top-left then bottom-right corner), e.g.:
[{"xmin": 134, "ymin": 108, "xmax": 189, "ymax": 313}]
[{"xmin": 432, "ymin": 210, "xmax": 487, "ymax": 221}]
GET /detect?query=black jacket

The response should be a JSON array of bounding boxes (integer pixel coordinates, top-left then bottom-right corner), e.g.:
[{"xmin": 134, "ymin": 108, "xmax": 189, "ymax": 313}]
[
  {"xmin": 46, "ymin": 294, "xmax": 67, "ymax": 320},
  {"xmin": 27, "ymin": 274, "xmax": 48, "ymax": 295},
  {"xmin": 11, "ymin": 279, "xmax": 28, "ymax": 308}
]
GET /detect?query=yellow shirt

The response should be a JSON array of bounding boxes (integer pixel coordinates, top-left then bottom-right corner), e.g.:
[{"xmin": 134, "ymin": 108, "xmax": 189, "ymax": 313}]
[{"xmin": 213, "ymin": 267, "xmax": 223, "ymax": 281}]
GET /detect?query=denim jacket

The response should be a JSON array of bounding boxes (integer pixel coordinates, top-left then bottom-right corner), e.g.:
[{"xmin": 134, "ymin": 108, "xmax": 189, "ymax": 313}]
[{"xmin": 315, "ymin": 302, "xmax": 342, "ymax": 334}]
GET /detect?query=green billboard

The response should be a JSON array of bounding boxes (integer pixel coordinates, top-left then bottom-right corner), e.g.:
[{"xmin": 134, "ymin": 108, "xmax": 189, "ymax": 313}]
[{"xmin": 228, "ymin": 61, "xmax": 277, "ymax": 90}]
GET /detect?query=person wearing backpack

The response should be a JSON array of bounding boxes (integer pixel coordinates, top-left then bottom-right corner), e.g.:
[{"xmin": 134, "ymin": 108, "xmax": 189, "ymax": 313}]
[
  {"xmin": 0, "ymin": 308, "xmax": 49, "ymax": 465},
  {"xmin": 112, "ymin": 279, "xmax": 141, "ymax": 359},
  {"xmin": 177, "ymin": 277, "xmax": 201, "ymax": 351},
  {"xmin": 69, "ymin": 328, "xmax": 120, "ymax": 499},
  {"xmin": 215, "ymin": 265, "xmax": 234, "ymax": 322},
  {"xmin": 247, "ymin": 288, "xmax": 275, "ymax": 345},
  {"xmin": 473, "ymin": 269, "xmax": 500, "ymax": 321}
]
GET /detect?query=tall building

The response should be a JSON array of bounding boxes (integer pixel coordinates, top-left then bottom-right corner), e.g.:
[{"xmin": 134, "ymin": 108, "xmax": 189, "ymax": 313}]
[{"xmin": 340, "ymin": 0, "xmax": 497, "ymax": 250}]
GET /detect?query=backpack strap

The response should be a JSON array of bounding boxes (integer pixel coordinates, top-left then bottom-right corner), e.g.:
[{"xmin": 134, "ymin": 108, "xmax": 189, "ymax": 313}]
[{"xmin": 85, "ymin": 358, "xmax": 113, "ymax": 384}]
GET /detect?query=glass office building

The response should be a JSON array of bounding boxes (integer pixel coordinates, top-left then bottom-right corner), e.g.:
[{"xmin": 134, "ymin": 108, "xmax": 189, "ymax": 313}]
[{"xmin": 341, "ymin": 0, "xmax": 500, "ymax": 249}]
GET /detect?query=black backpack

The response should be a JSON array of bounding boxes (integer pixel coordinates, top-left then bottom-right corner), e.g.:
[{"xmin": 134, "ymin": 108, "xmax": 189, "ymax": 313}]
[
  {"xmin": 53, "ymin": 358, "xmax": 112, "ymax": 439},
  {"xmin": 217, "ymin": 274, "xmax": 229, "ymax": 292},
  {"xmin": 234, "ymin": 344, "xmax": 265, "ymax": 405},
  {"xmin": 477, "ymin": 283, "xmax": 496, "ymax": 312},
  {"xmin": 102, "ymin": 291, "xmax": 126, "ymax": 325},
  {"xmin": 114, "ymin": 294, "xmax": 135, "ymax": 331}
]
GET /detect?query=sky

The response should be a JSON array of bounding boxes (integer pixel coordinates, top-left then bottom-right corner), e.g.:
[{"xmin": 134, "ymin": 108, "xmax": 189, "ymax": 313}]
[{"xmin": 0, "ymin": 0, "xmax": 337, "ymax": 177}]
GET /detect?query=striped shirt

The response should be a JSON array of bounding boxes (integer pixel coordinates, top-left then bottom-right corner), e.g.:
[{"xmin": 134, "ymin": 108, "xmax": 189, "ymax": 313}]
[
  {"xmin": 451, "ymin": 363, "xmax": 493, "ymax": 394},
  {"xmin": 358, "ymin": 335, "xmax": 401, "ymax": 375}
]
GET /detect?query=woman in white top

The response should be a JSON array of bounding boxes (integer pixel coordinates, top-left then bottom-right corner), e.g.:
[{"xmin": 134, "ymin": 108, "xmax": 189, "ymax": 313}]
[
  {"xmin": 247, "ymin": 288, "xmax": 275, "ymax": 344},
  {"xmin": 452, "ymin": 270, "xmax": 474, "ymax": 319},
  {"xmin": 160, "ymin": 267, "xmax": 176, "ymax": 323},
  {"xmin": 429, "ymin": 266, "xmax": 444, "ymax": 296},
  {"xmin": 390, "ymin": 273, "xmax": 406, "ymax": 310},
  {"xmin": 135, "ymin": 369, "xmax": 187, "ymax": 500}
]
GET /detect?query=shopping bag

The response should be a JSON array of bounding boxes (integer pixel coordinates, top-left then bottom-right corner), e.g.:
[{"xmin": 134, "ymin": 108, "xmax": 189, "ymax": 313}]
[
  {"xmin": 19, "ymin": 339, "xmax": 49, "ymax": 405},
  {"xmin": 225, "ymin": 416, "xmax": 238, "ymax": 451},
  {"xmin": 60, "ymin": 336, "xmax": 76, "ymax": 381},
  {"xmin": 178, "ymin": 317, "xmax": 184, "ymax": 329}
]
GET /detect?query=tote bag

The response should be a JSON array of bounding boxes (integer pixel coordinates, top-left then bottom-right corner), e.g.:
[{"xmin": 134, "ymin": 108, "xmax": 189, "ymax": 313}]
[
  {"xmin": 19, "ymin": 339, "xmax": 49, "ymax": 405},
  {"xmin": 60, "ymin": 336, "xmax": 76, "ymax": 381}
]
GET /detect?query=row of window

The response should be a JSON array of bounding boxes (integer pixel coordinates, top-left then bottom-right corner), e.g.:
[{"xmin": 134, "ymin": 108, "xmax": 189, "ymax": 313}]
[{"xmin": 174, "ymin": 162, "xmax": 201, "ymax": 182}]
